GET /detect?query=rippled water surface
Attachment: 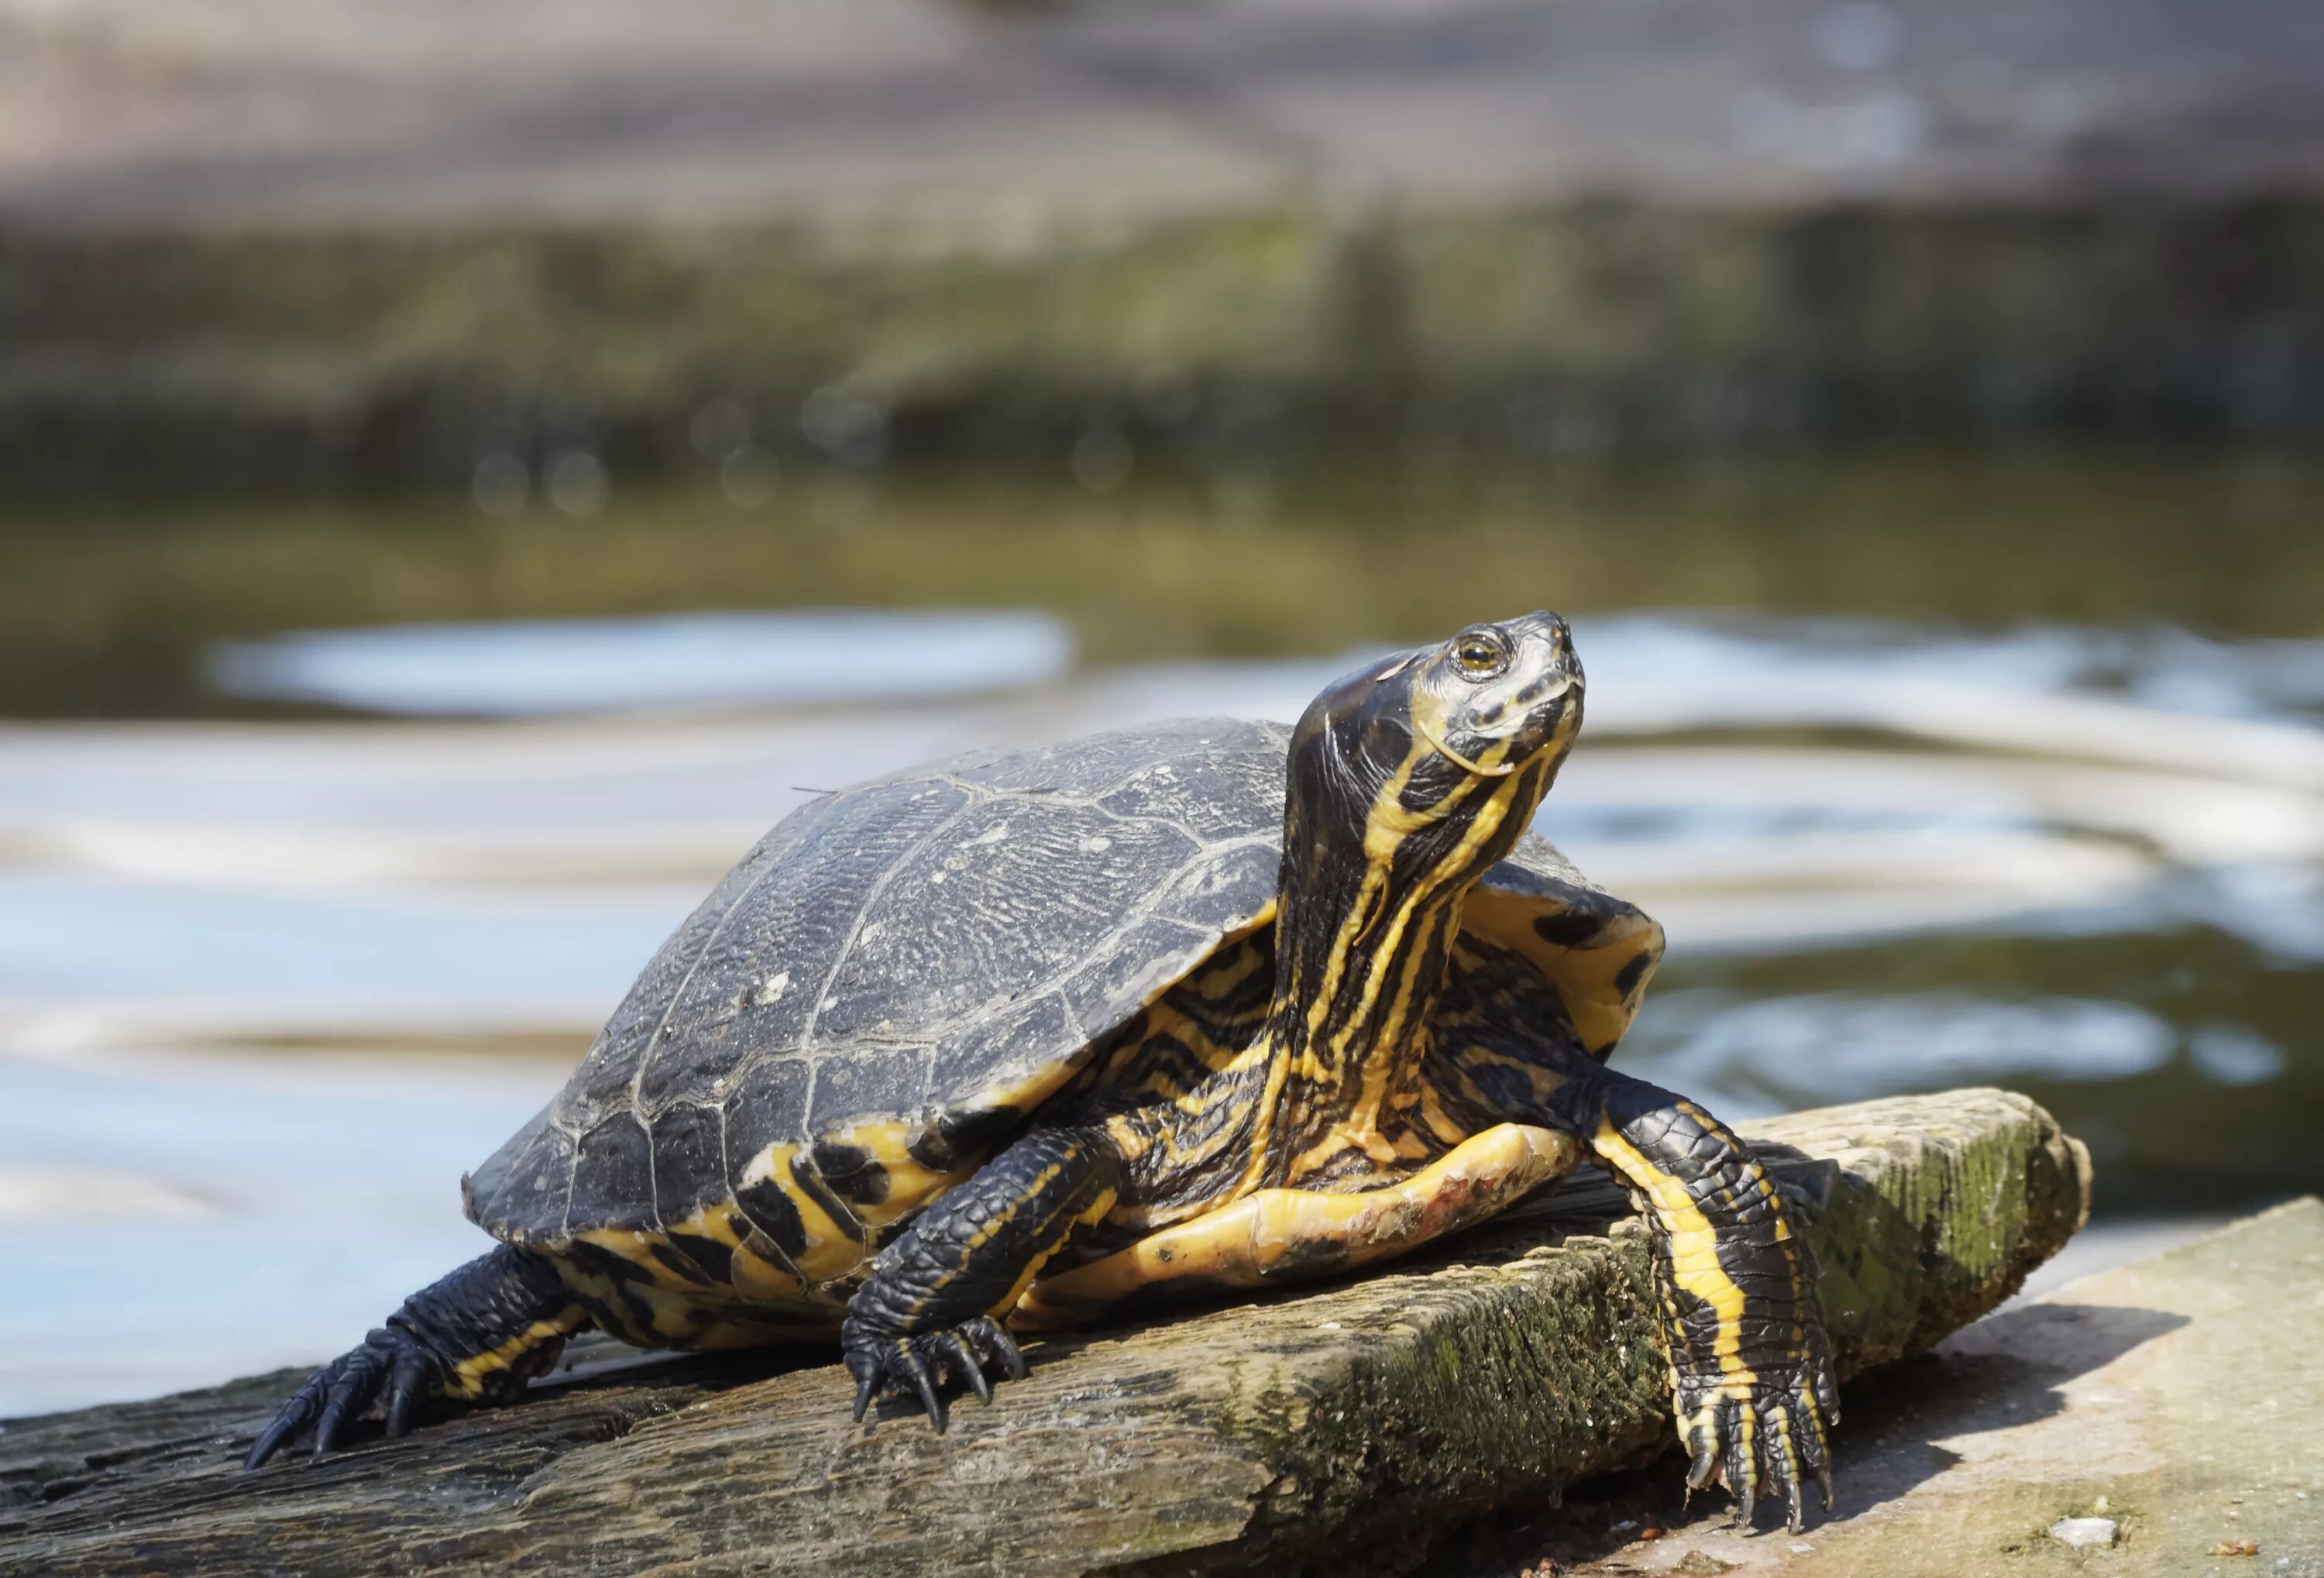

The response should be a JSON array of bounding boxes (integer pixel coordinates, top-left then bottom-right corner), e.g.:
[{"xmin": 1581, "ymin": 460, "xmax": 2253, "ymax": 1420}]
[{"xmin": 2, "ymin": 451, "xmax": 2318, "ymax": 1414}]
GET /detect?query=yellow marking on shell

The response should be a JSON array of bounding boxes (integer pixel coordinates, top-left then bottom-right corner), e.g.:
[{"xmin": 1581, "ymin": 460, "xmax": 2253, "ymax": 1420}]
[
  {"xmin": 821, "ymin": 1119, "xmax": 978, "ymax": 1230},
  {"xmin": 775, "ymin": 1150, "xmax": 882, "ymax": 1284},
  {"xmin": 548, "ymin": 1187, "xmax": 865, "ymax": 1349},
  {"xmin": 1590, "ymin": 1116, "xmax": 1758, "ymax": 1387},
  {"xmin": 731, "ymin": 1143, "xmax": 875, "ymax": 1285},
  {"xmin": 657, "ymin": 1201, "xmax": 833, "ymax": 1315},
  {"xmin": 730, "ymin": 1239, "xmax": 810, "ymax": 1303},
  {"xmin": 665, "ymin": 1201, "xmax": 746, "ymax": 1260},
  {"xmin": 965, "ymin": 1061, "xmax": 1085, "ymax": 1116},
  {"xmin": 572, "ymin": 1227, "xmax": 701, "ymax": 1292},
  {"xmin": 562, "ymin": 1227, "xmax": 735, "ymax": 1343},
  {"xmin": 442, "ymin": 1308, "xmax": 589, "ymax": 1400},
  {"xmin": 1012, "ymin": 1122, "xmax": 1581, "ymax": 1329},
  {"xmin": 1461, "ymin": 884, "xmax": 1666, "ymax": 1055}
]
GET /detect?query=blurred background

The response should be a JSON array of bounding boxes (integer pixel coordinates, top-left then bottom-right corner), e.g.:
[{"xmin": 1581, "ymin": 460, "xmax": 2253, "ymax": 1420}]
[{"xmin": 3, "ymin": 0, "xmax": 2319, "ymax": 1416}]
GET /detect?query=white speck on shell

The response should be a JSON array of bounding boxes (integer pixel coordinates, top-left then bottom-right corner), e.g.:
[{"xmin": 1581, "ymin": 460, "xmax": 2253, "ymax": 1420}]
[
  {"xmin": 751, "ymin": 971, "xmax": 789, "ymax": 1006},
  {"xmin": 1081, "ymin": 835, "xmax": 1113, "ymax": 854}
]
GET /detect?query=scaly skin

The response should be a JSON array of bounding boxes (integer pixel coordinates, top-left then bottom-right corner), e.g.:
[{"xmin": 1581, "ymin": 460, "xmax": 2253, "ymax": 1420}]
[
  {"xmin": 841, "ymin": 1126, "xmax": 1114, "ymax": 1428},
  {"xmin": 246, "ymin": 1246, "xmax": 587, "ymax": 1468},
  {"xmin": 1428, "ymin": 933, "xmax": 1839, "ymax": 1529},
  {"xmin": 1589, "ymin": 1075, "xmax": 1838, "ymax": 1532}
]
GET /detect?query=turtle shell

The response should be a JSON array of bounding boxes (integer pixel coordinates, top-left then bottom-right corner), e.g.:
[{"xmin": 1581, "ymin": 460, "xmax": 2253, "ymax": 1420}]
[{"xmin": 464, "ymin": 717, "xmax": 1662, "ymax": 1257}]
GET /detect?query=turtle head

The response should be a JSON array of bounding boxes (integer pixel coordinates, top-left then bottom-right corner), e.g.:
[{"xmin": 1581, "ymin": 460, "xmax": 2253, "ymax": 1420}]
[
  {"xmin": 1270, "ymin": 613, "xmax": 1586, "ymax": 1053},
  {"xmin": 1289, "ymin": 611, "xmax": 1583, "ymax": 849},
  {"xmin": 1404, "ymin": 611, "xmax": 1583, "ymax": 780}
]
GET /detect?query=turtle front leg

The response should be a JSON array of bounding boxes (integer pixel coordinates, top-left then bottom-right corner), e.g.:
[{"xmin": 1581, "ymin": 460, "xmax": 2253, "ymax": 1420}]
[
  {"xmin": 1579, "ymin": 1070, "xmax": 1840, "ymax": 1532},
  {"xmin": 841, "ymin": 1122, "xmax": 1124, "ymax": 1431},
  {"xmin": 244, "ymin": 1245, "xmax": 590, "ymax": 1468}
]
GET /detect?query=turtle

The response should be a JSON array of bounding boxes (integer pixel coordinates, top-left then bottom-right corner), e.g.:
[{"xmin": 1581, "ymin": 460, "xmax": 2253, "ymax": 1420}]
[{"xmin": 247, "ymin": 611, "xmax": 1838, "ymax": 1529}]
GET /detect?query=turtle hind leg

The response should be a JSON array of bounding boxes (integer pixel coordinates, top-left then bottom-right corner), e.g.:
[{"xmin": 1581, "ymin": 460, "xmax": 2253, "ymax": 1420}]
[
  {"xmin": 244, "ymin": 1244, "xmax": 590, "ymax": 1469},
  {"xmin": 841, "ymin": 1123, "xmax": 1120, "ymax": 1431}
]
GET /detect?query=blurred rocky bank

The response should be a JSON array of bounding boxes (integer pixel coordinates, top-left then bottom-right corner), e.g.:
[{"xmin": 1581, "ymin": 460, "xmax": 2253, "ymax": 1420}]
[{"xmin": 3, "ymin": 0, "xmax": 2323, "ymax": 494}]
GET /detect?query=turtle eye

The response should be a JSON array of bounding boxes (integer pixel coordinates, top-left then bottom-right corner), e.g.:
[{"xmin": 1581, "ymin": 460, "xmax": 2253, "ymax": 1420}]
[{"xmin": 1454, "ymin": 630, "xmax": 1508, "ymax": 677}]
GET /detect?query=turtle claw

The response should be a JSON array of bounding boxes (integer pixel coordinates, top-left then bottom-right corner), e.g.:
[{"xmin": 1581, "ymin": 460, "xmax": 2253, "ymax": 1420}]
[
  {"xmin": 1675, "ymin": 1352, "xmax": 1839, "ymax": 1534},
  {"xmin": 384, "ymin": 1349, "xmax": 429, "ymax": 1438},
  {"xmin": 943, "ymin": 1333, "xmax": 995, "ymax": 1404},
  {"xmin": 246, "ymin": 1326, "xmax": 441, "ymax": 1470},
  {"xmin": 246, "ymin": 1372, "xmax": 326, "ymax": 1471},
  {"xmin": 842, "ymin": 1317, "xmax": 1027, "ymax": 1431},
  {"xmin": 977, "ymin": 1317, "xmax": 1029, "ymax": 1381},
  {"xmin": 900, "ymin": 1347, "xmax": 948, "ymax": 1432},
  {"xmin": 1684, "ymin": 1433, "xmax": 1721, "ymax": 1501}
]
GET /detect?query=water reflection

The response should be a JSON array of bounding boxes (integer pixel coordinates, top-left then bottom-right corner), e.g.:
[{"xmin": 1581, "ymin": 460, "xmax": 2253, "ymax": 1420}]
[
  {"xmin": 208, "ymin": 608, "xmax": 1075, "ymax": 716},
  {"xmin": 2, "ymin": 605, "xmax": 2319, "ymax": 1413},
  {"xmin": 1, "ymin": 1053, "xmax": 551, "ymax": 1416},
  {"xmin": 1631, "ymin": 989, "xmax": 2182, "ymax": 1108}
]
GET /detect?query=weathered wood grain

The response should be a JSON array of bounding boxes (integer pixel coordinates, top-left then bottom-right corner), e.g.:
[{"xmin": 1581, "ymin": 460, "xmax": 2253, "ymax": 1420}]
[{"xmin": 0, "ymin": 1088, "xmax": 2089, "ymax": 1577}]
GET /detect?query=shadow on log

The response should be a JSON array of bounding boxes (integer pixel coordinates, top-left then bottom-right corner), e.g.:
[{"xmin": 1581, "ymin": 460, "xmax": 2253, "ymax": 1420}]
[{"xmin": 0, "ymin": 1088, "xmax": 2089, "ymax": 1577}]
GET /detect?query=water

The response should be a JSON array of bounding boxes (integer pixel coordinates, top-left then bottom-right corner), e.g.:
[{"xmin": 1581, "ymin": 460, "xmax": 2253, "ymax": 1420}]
[
  {"xmin": 208, "ymin": 608, "xmax": 1077, "ymax": 716},
  {"xmin": 2, "ymin": 450, "xmax": 2319, "ymax": 1415}
]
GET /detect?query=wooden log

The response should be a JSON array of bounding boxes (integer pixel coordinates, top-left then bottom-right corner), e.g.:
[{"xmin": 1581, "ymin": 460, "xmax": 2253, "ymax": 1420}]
[{"xmin": 0, "ymin": 1088, "xmax": 2089, "ymax": 1577}]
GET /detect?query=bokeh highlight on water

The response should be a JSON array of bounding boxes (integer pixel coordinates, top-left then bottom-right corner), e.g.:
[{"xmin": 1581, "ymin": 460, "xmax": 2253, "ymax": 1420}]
[{"xmin": 3, "ymin": 593, "xmax": 2319, "ymax": 1415}]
